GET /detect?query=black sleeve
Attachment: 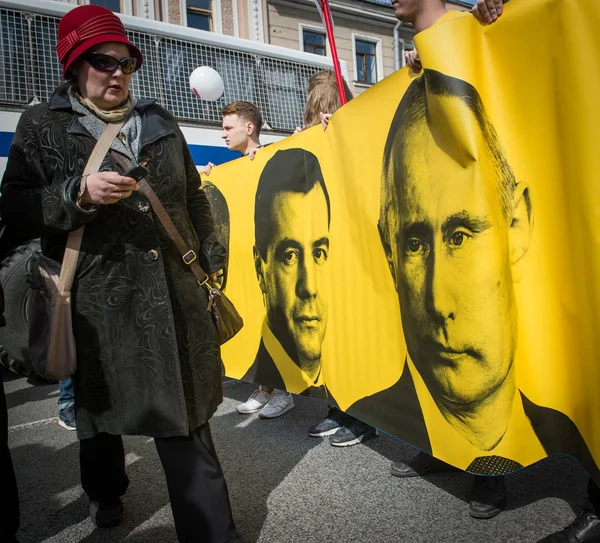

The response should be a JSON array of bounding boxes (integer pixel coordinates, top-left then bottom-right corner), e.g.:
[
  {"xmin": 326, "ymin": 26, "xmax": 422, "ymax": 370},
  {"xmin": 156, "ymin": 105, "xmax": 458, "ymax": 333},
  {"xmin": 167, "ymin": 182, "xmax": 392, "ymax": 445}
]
[{"xmin": 0, "ymin": 109, "xmax": 98, "ymax": 241}]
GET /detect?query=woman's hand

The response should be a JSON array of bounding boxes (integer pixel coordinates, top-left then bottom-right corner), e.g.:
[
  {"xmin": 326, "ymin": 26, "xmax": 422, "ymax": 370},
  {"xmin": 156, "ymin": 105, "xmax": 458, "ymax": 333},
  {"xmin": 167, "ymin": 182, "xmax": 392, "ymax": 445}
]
[
  {"xmin": 320, "ymin": 112, "xmax": 332, "ymax": 131},
  {"xmin": 80, "ymin": 172, "xmax": 137, "ymax": 206},
  {"xmin": 404, "ymin": 49, "xmax": 422, "ymax": 73}
]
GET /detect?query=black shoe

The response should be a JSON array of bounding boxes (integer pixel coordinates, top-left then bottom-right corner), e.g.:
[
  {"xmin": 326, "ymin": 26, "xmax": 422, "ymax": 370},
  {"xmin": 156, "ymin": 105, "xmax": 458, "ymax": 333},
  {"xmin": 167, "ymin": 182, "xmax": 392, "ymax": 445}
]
[
  {"xmin": 89, "ymin": 498, "xmax": 124, "ymax": 528},
  {"xmin": 309, "ymin": 406, "xmax": 349, "ymax": 437},
  {"xmin": 537, "ymin": 510, "xmax": 600, "ymax": 542},
  {"xmin": 329, "ymin": 419, "xmax": 377, "ymax": 447},
  {"xmin": 390, "ymin": 452, "xmax": 457, "ymax": 478},
  {"xmin": 469, "ymin": 476, "xmax": 507, "ymax": 519}
]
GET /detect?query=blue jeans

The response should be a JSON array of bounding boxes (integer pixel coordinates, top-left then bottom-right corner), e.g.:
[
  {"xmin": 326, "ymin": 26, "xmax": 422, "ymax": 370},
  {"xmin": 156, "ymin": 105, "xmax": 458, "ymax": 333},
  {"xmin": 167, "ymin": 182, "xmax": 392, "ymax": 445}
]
[{"xmin": 58, "ymin": 378, "xmax": 74, "ymax": 410}]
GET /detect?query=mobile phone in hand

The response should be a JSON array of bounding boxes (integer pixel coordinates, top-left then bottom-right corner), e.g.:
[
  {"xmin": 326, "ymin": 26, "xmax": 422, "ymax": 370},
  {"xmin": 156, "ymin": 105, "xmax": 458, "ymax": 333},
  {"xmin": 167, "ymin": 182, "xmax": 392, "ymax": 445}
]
[{"xmin": 123, "ymin": 164, "xmax": 149, "ymax": 181}]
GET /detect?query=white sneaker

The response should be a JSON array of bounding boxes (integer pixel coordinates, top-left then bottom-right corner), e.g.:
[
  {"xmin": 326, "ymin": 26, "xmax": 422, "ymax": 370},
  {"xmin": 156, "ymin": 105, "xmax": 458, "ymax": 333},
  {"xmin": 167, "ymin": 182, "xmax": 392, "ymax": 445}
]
[
  {"xmin": 258, "ymin": 390, "xmax": 295, "ymax": 419},
  {"xmin": 237, "ymin": 387, "xmax": 272, "ymax": 414}
]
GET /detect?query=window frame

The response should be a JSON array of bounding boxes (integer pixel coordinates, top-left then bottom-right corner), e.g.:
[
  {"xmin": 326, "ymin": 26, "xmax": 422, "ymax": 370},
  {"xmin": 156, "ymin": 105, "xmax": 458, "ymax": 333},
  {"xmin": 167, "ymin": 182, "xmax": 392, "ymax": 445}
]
[
  {"xmin": 352, "ymin": 34, "xmax": 383, "ymax": 87},
  {"xmin": 86, "ymin": 0, "xmax": 133, "ymax": 15},
  {"xmin": 181, "ymin": 0, "xmax": 223, "ymax": 33},
  {"xmin": 299, "ymin": 24, "xmax": 328, "ymax": 57}
]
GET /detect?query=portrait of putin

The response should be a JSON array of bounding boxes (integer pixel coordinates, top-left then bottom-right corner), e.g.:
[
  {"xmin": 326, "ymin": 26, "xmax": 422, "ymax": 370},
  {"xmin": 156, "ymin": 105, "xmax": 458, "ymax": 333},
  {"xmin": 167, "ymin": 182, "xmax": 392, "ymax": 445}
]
[{"xmin": 350, "ymin": 69, "xmax": 599, "ymax": 477}]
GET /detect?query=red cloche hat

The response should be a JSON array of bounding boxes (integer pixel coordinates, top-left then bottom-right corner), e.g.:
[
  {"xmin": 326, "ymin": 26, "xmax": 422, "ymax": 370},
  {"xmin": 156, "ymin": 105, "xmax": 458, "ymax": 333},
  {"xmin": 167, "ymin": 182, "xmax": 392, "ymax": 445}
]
[{"xmin": 56, "ymin": 5, "xmax": 143, "ymax": 76}]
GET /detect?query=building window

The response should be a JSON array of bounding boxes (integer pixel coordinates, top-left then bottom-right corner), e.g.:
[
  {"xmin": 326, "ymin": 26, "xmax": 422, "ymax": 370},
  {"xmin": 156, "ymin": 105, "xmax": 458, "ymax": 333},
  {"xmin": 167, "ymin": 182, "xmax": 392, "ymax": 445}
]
[
  {"xmin": 355, "ymin": 39, "xmax": 377, "ymax": 85},
  {"xmin": 303, "ymin": 29, "xmax": 326, "ymax": 56},
  {"xmin": 90, "ymin": 0, "xmax": 122, "ymax": 12},
  {"xmin": 186, "ymin": 0, "xmax": 212, "ymax": 31}
]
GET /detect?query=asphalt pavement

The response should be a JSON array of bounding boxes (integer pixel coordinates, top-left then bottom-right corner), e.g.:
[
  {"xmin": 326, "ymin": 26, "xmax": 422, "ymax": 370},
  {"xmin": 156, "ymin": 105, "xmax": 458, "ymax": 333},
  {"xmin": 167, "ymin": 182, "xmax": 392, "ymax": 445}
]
[{"xmin": 4, "ymin": 367, "xmax": 590, "ymax": 543}]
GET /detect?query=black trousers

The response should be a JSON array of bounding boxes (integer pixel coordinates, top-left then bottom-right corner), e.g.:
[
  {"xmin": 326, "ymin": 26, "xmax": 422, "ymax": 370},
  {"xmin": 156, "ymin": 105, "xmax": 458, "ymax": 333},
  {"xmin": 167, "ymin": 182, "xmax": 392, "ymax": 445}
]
[
  {"xmin": 79, "ymin": 423, "xmax": 240, "ymax": 543},
  {"xmin": 0, "ymin": 383, "xmax": 19, "ymax": 543},
  {"xmin": 1, "ymin": 380, "xmax": 19, "ymax": 543}
]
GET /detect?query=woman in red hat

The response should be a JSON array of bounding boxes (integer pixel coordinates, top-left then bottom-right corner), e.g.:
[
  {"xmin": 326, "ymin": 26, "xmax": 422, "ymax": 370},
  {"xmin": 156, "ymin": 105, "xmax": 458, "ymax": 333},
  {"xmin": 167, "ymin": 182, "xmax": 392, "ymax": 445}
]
[{"xmin": 0, "ymin": 5, "xmax": 241, "ymax": 542}]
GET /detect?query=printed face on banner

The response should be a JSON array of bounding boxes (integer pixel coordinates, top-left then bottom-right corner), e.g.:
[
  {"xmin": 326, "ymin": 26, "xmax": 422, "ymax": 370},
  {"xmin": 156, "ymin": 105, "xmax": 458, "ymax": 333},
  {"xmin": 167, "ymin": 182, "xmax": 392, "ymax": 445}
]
[
  {"xmin": 378, "ymin": 71, "xmax": 532, "ymax": 441},
  {"xmin": 253, "ymin": 149, "xmax": 330, "ymax": 379}
]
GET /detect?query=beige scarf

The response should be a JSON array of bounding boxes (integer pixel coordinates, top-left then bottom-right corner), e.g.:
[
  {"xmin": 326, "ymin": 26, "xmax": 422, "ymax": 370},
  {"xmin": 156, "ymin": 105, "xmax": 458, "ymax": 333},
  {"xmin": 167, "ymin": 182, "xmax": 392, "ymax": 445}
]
[{"xmin": 78, "ymin": 93, "xmax": 133, "ymax": 123}]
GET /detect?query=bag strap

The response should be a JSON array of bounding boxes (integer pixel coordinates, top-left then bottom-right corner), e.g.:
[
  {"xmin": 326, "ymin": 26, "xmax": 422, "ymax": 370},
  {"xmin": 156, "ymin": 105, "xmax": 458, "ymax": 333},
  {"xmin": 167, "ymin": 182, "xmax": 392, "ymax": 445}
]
[
  {"xmin": 58, "ymin": 120, "xmax": 125, "ymax": 294},
  {"xmin": 110, "ymin": 152, "xmax": 210, "ymax": 286}
]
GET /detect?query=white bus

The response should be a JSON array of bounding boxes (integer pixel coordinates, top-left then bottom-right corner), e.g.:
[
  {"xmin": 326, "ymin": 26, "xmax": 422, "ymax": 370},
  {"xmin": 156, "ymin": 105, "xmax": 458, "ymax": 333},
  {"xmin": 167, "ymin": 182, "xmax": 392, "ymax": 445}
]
[{"xmin": 0, "ymin": 0, "xmax": 347, "ymax": 377}]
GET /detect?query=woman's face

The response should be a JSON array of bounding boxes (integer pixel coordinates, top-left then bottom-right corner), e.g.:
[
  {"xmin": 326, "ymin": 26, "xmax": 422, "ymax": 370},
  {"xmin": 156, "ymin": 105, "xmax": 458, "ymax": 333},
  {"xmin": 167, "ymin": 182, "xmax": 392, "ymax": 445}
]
[{"xmin": 75, "ymin": 42, "xmax": 133, "ymax": 110}]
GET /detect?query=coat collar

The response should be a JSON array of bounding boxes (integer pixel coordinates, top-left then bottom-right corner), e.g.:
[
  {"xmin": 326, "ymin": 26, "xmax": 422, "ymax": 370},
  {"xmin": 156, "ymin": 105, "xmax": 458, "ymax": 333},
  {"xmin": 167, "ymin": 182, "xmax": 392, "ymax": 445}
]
[
  {"xmin": 48, "ymin": 85, "xmax": 73, "ymax": 111},
  {"xmin": 51, "ymin": 85, "xmax": 174, "ymax": 148}
]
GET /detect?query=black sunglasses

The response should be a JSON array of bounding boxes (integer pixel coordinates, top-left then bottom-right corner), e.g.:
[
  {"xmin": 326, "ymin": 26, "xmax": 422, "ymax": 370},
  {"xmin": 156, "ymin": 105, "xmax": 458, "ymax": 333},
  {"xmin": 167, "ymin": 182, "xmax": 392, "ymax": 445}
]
[{"xmin": 84, "ymin": 52, "xmax": 137, "ymax": 74}]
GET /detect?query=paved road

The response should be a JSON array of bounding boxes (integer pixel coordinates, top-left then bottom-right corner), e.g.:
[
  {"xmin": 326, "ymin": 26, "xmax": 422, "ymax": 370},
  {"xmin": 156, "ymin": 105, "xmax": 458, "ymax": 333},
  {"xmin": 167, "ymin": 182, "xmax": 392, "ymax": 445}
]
[{"xmin": 4, "ymin": 367, "xmax": 590, "ymax": 543}]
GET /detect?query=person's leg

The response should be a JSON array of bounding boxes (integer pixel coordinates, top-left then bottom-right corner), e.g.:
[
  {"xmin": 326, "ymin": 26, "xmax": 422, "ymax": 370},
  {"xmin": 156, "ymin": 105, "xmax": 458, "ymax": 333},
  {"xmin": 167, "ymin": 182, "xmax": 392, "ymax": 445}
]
[
  {"xmin": 389, "ymin": 453, "xmax": 505, "ymax": 519},
  {"xmin": 469, "ymin": 475, "xmax": 507, "ymax": 519},
  {"xmin": 58, "ymin": 378, "xmax": 74, "ymax": 407},
  {"xmin": 155, "ymin": 423, "xmax": 240, "ymax": 543},
  {"xmin": 1, "ymin": 381, "xmax": 19, "ymax": 542},
  {"xmin": 57, "ymin": 378, "xmax": 76, "ymax": 431},
  {"xmin": 237, "ymin": 385, "xmax": 271, "ymax": 414},
  {"xmin": 309, "ymin": 404, "xmax": 349, "ymax": 437},
  {"xmin": 329, "ymin": 415, "xmax": 378, "ymax": 447},
  {"xmin": 536, "ymin": 479, "xmax": 600, "ymax": 542},
  {"xmin": 258, "ymin": 389, "xmax": 294, "ymax": 419},
  {"xmin": 390, "ymin": 451, "xmax": 457, "ymax": 478},
  {"xmin": 79, "ymin": 432, "xmax": 129, "ymax": 527}
]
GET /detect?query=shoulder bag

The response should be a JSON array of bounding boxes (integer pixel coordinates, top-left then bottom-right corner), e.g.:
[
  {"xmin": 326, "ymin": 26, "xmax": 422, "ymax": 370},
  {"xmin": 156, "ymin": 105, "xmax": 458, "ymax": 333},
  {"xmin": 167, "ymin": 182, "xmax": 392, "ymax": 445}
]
[{"xmin": 26, "ymin": 121, "xmax": 124, "ymax": 380}]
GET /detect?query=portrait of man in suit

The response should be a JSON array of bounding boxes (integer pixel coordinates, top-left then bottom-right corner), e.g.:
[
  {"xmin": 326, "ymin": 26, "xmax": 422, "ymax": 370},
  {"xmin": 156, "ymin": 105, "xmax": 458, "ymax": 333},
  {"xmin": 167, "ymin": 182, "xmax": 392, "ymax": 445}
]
[
  {"xmin": 349, "ymin": 69, "xmax": 599, "ymax": 478},
  {"xmin": 242, "ymin": 148, "xmax": 331, "ymax": 396}
]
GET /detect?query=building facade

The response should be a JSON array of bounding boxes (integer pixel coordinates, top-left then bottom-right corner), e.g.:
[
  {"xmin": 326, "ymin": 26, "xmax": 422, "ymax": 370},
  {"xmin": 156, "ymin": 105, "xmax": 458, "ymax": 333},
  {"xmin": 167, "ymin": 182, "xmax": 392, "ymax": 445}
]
[{"xmin": 55, "ymin": 0, "xmax": 473, "ymax": 95}]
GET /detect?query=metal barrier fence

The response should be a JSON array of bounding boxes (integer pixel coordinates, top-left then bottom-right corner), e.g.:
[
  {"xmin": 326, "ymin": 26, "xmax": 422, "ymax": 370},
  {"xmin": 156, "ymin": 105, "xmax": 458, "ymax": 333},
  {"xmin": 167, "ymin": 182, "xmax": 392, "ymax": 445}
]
[{"xmin": 0, "ymin": 6, "xmax": 328, "ymax": 133}]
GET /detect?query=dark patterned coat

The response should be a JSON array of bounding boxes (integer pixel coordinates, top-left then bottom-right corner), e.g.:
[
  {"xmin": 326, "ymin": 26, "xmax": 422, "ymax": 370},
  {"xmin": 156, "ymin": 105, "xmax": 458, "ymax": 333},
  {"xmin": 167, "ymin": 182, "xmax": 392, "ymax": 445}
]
[{"xmin": 0, "ymin": 85, "xmax": 225, "ymax": 440}]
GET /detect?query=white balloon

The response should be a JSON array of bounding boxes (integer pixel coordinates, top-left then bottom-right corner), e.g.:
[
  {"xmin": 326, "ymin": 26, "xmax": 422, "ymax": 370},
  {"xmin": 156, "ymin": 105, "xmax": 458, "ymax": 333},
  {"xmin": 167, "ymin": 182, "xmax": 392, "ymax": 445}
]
[{"xmin": 189, "ymin": 66, "xmax": 224, "ymax": 102}]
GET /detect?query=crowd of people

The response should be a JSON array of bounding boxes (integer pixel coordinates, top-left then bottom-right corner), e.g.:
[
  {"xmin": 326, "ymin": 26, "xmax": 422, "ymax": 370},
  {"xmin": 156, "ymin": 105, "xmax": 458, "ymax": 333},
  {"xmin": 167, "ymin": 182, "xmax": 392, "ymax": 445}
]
[{"xmin": 0, "ymin": 0, "xmax": 598, "ymax": 542}]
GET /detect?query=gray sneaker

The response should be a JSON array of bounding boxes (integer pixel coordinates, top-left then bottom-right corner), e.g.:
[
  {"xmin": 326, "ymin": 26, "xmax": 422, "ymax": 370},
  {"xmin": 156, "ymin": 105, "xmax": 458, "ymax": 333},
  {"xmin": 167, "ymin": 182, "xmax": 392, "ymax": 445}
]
[
  {"xmin": 237, "ymin": 387, "xmax": 272, "ymax": 414},
  {"xmin": 258, "ymin": 390, "xmax": 294, "ymax": 419}
]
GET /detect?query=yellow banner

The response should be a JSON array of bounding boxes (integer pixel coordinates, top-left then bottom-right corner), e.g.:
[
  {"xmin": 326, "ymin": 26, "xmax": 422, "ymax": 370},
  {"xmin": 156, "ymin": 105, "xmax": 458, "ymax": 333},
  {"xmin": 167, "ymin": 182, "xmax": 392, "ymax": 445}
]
[{"xmin": 203, "ymin": 0, "xmax": 600, "ymax": 479}]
